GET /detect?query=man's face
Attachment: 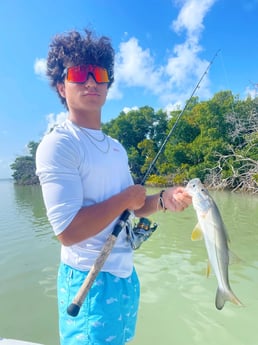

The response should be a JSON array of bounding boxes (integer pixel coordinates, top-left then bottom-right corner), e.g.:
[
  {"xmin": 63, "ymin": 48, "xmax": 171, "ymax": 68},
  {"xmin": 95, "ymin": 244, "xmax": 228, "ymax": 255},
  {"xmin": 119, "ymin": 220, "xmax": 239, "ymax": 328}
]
[{"xmin": 62, "ymin": 76, "xmax": 108, "ymax": 112}]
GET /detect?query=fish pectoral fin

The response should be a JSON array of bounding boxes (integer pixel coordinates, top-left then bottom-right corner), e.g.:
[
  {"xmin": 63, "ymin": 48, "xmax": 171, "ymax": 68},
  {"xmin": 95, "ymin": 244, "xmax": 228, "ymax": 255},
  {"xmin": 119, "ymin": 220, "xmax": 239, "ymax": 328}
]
[
  {"xmin": 191, "ymin": 223, "xmax": 203, "ymax": 241},
  {"xmin": 229, "ymin": 250, "xmax": 242, "ymax": 265}
]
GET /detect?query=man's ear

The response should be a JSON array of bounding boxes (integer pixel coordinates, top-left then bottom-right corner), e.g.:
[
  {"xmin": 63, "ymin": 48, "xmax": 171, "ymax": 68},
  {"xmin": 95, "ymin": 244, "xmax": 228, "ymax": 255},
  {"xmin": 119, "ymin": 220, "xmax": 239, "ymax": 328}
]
[{"xmin": 57, "ymin": 82, "xmax": 66, "ymax": 98}]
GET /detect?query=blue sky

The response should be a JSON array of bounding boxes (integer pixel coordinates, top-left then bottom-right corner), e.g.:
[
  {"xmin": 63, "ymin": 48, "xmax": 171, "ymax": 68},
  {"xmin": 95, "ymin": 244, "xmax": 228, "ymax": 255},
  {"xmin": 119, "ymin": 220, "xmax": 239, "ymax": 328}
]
[{"xmin": 0, "ymin": 0, "xmax": 257, "ymax": 178}]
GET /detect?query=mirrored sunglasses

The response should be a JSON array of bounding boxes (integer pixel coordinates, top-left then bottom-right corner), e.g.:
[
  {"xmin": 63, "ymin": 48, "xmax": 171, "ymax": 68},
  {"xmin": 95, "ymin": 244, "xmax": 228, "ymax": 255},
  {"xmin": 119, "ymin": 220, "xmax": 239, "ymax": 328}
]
[{"xmin": 63, "ymin": 64, "xmax": 110, "ymax": 84}]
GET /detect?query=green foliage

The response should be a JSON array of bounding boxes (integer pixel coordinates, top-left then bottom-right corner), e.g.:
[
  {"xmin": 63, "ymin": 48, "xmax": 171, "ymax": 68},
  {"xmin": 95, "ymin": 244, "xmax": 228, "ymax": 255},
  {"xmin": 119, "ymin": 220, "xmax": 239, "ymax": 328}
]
[
  {"xmin": 145, "ymin": 174, "xmax": 168, "ymax": 187},
  {"xmin": 106, "ymin": 91, "xmax": 258, "ymax": 191},
  {"xmin": 11, "ymin": 92, "xmax": 258, "ymax": 192},
  {"xmin": 102, "ymin": 106, "xmax": 168, "ymax": 179},
  {"xmin": 10, "ymin": 141, "xmax": 39, "ymax": 185}
]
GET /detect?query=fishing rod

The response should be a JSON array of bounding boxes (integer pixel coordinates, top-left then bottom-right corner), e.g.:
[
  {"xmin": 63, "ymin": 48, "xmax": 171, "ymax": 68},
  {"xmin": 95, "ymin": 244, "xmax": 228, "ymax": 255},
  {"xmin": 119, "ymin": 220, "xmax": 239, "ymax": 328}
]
[
  {"xmin": 67, "ymin": 49, "xmax": 221, "ymax": 317},
  {"xmin": 142, "ymin": 49, "xmax": 221, "ymax": 184}
]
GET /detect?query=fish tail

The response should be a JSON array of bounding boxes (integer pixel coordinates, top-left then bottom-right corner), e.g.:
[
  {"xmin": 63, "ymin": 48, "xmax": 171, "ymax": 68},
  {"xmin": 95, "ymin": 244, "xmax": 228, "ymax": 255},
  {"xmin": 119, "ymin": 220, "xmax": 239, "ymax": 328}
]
[{"xmin": 215, "ymin": 287, "xmax": 243, "ymax": 310}]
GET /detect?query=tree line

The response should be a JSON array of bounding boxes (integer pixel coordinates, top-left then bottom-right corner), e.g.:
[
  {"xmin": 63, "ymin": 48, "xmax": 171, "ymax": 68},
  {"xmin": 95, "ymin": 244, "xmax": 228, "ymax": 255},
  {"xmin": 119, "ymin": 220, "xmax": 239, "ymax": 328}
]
[{"xmin": 11, "ymin": 90, "xmax": 258, "ymax": 193}]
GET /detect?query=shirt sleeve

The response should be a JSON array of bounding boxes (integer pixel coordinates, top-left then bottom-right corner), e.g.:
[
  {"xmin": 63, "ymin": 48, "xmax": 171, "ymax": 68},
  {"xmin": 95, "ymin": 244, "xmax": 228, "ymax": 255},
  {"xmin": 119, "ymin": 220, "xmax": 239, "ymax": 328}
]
[{"xmin": 36, "ymin": 131, "xmax": 83, "ymax": 236}]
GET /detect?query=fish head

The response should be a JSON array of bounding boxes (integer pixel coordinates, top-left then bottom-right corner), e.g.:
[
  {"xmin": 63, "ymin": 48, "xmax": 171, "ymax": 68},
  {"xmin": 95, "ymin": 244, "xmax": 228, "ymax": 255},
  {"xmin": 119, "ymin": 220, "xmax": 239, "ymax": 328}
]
[{"xmin": 186, "ymin": 178, "xmax": 212, "ymax": 213}]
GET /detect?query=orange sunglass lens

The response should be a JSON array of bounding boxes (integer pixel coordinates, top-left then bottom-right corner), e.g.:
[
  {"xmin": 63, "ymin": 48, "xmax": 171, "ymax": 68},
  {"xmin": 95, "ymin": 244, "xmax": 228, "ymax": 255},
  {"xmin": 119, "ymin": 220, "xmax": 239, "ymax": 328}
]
[
  {"xmin": 67, "ymin": 66, "xmax": 86, "ymax": 82},
  {"xmin": 67, "ymin": 65, "xmax": 109, "ymax": 83},
  {"xmin": 93, "ymin": 67, "xmax": 109, "ymax": 83}
]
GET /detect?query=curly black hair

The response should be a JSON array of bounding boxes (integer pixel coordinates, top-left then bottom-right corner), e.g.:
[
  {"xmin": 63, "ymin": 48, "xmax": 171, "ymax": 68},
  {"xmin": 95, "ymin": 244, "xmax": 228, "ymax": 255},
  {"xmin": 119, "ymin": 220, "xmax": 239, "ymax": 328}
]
[{"xmin": 46, "ymin": 29, "xmax": 115, "ymax": 108}]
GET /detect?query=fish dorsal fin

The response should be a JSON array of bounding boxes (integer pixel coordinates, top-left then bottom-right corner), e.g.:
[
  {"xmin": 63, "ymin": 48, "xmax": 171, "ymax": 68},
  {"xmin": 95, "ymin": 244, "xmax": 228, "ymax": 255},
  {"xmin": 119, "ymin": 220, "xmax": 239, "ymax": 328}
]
[{"xmin": 191, "ymin": 223, "xmax": 203, "ymax": 241}]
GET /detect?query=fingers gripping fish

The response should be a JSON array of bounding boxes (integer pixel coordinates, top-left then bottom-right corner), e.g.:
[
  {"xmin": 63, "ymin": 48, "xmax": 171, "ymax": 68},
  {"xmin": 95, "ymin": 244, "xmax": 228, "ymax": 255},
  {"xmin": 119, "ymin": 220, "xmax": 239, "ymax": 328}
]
[{"xmin": 186, "ymin": 178, "xmax": 243, "ymax": 310}]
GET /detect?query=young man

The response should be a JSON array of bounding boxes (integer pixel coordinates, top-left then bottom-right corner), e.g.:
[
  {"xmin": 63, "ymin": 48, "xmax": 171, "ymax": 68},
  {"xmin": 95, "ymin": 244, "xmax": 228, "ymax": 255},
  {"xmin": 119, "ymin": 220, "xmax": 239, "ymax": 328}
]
[{"xmin": 36, "ymin": 29, "xmax": 192, "ymax": 345}]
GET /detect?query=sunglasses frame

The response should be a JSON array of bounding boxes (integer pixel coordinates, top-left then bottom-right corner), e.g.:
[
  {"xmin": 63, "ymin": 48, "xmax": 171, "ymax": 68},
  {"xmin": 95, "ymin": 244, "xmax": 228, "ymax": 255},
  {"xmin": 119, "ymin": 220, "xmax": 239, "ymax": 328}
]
[{"xmin": 62, "ymin": 64, "xmax": 110, "ymax": 84}]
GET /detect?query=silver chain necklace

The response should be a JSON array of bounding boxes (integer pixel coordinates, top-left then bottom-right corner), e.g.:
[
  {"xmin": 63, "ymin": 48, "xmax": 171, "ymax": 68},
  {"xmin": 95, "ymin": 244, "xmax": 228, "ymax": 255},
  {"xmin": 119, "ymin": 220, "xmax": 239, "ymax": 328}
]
[{"xmin": 79, "ymin": 127, "xmax": 110, "ymax": 154}]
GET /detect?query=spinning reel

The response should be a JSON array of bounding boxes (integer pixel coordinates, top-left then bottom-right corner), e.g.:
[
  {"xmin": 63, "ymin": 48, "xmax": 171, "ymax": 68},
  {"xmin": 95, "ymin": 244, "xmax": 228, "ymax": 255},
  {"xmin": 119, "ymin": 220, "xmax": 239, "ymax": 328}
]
[{"xmin": 126, "ymin": 217, "xmax": 158, "ymax": 250}]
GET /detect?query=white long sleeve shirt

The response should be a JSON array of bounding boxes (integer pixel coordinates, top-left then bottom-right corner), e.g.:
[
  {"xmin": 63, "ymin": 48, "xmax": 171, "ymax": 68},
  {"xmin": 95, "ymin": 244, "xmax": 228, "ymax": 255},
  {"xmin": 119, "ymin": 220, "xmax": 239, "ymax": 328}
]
[{"xmin": 36, "ymin": 119, "xmax": 134, "ymax": 277}]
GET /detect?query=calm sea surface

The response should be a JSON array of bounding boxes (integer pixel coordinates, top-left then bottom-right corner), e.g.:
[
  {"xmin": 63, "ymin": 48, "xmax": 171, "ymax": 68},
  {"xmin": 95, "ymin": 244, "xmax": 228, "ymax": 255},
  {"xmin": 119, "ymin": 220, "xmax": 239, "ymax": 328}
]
[{"xmin": 0, "ymin": 179, "xmax": 258, "ymax": 345}]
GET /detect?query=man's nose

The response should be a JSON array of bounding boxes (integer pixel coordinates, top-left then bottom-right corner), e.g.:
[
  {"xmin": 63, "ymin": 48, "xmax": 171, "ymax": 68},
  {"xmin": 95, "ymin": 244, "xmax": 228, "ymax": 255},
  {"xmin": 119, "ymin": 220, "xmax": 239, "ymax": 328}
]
[{"xmin": 84, "ymin": 73, "xmax": 97, "ymax": 85}]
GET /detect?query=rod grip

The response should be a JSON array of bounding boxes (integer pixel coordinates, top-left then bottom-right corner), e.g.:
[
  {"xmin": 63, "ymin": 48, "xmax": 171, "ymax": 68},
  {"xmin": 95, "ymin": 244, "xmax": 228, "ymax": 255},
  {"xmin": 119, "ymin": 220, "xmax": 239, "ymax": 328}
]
[
  {"xmin": 67, "ymin": 233, "xmax": 118, "ymax": 316},
  {"xmin": 67, "ymin": 303, "xmax": 80, "ymax": 317},
  {"xmin": 67, "ymin": 210, "xmax": 131, "ymax": 317}
]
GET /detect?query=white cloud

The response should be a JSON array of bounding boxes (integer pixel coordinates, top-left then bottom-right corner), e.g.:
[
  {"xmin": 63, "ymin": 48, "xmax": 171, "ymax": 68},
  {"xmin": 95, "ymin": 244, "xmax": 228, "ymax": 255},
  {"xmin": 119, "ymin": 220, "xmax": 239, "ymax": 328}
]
[
  {"xmin": 161, "ymin": 41, "xmax": 212, "ymax": 105},
  {"xmin": 122, "ymin": 106, "xmax": 139, "ymax": 114},
  {"xmin": 108, "ymin": 37, "xmax": 164, "ymax": 100},
  {"xmin": 161, "ymin": 0, "xmax": 216, "ymax": 104},
  {"xmin": 164, "ymin": 101, "xmax": 183, "ymax": 115},
  {"xmin": 34, "ymin": 0, "xmax": 217, "ymax": 112},
  {"xmin": 244, "ymin": 85, "xmax": 258, "ymax": 99},
  {"xmin": 107, "ymin": 81, "xmax": 123, "ymax": 100},
  {"xmin": 34, "ymin": 58, "xmax": 47, "ymax": 78},
  {"xmin": 115, "ymin": 37, "xmax": 162, "ymax": 88},
  {"xmin": 45, "ymin": 112, "xmax": 68, "ymax": 134},
  {"xmin": 109, "ymin": 0, "xmax": 216, "ymax": 109},
  {"xmin": 172, "ymin": 0, "xmax": 216, "ymax": 38}
]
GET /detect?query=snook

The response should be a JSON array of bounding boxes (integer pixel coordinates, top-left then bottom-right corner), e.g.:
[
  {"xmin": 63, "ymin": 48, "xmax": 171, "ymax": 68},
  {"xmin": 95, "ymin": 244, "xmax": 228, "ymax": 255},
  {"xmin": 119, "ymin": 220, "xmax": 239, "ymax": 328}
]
[{"xmin": 186, "ymin": 178, "xmax": 243, "ymax": 310}]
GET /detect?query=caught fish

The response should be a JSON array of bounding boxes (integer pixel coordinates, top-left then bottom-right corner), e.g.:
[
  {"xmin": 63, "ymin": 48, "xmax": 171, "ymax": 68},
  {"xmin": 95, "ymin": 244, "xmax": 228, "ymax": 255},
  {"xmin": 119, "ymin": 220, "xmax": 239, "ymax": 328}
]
[{"xmin": 186, "ymin": 178, "xmax": 243, "ymax": 310}]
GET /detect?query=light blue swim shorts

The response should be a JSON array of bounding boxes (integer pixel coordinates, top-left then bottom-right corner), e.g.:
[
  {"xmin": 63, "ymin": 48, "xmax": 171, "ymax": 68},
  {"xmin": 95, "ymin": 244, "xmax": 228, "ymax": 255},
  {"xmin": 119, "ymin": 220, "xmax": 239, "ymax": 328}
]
[{"xmin": 57, "ymin": 263, "xmax": 140, "ymax": 345}]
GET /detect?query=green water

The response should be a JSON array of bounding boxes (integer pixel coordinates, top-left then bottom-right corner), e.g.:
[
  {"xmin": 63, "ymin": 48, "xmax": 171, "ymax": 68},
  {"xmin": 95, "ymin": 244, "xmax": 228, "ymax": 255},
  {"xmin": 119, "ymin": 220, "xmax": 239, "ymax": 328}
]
[{"xmin": 0, "ymin": 179, "xmax": 258, "ymax": 345}]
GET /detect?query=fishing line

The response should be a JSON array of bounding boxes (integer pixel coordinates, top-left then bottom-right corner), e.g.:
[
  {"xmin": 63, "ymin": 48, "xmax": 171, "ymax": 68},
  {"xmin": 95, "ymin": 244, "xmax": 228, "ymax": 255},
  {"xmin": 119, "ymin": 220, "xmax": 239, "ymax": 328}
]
[
  {"xmin": 142, "ymin": 48, "xmax": 221, "ymax": 184},
  {"xmin": 66, "ymin": 48, "xmax": 221, "ymax": 317},
  {"xmin": 218, "ymin": 51, "xmax": 236, "ymax": 115},
  {"xmin": 218, "ymin": 50, "xmax": 231, "ymax": 90}
]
